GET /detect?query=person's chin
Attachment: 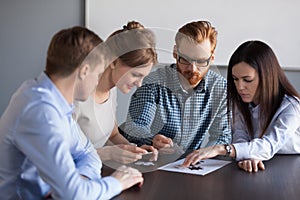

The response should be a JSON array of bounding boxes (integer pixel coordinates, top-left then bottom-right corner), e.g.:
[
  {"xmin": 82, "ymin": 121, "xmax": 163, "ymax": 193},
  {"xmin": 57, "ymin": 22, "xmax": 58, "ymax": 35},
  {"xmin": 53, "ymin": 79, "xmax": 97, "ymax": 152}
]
[
  {"xmin": 241, "ymin": 97, "xmax": 251, "ymax": 103},
  {"xmin": 189, "ymin": 79, "xmax": 201, "ymax": 87},
  {"xmin": 80, "ymin": 96, "xmax": 89, "ymax": 102},
  {"xmin": 74, "ymin": 97, "xmax": 86, "ymax": 102},
  {"xmin": 121, "ymin": 88, "xmax": 130, "ymax": 94},
  {"xmin": 239, "ymin": 94, "xmax": 252, "ymax": 103}
]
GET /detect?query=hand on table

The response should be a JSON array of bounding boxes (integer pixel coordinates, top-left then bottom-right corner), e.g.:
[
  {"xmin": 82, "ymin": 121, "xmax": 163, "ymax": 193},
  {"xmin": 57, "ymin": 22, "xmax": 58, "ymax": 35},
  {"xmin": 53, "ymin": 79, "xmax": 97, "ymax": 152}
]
[
  {"xmin": 111, "ymin": 165, "xmax": 144, "ymax": 190},
  {"xmin": 182, "ymin": 145, "xmax": 221, "ymax": 167},
  {"xmin": 238, "ymin": 159, "xmax": 265, "ymax": 173}
]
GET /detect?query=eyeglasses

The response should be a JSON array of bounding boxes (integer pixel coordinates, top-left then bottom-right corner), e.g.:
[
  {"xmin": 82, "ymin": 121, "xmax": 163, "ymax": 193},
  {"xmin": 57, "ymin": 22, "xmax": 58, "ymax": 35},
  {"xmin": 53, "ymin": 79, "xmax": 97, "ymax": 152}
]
[{"xmin": 177, "ymin": 49, "xmax": 212, "ymax": 68}]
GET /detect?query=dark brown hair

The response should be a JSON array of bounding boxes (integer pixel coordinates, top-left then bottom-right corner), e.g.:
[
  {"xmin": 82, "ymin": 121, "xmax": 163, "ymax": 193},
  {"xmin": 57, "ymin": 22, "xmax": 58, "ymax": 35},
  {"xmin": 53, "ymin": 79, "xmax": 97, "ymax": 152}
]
[
  {"xmin": 175, "ymin": 21, "xmax": 217, "ymax": 52},
  {"xmin": 227, "ymin": 40, "xmax": 300, "ymax": 138},
  {"xmin": 46, "ymin": 26, "xmax": 103, "ymax": 77},
  {"xmin": 105, "ymin": 21, "xmax": 157, "ymax": 68}
]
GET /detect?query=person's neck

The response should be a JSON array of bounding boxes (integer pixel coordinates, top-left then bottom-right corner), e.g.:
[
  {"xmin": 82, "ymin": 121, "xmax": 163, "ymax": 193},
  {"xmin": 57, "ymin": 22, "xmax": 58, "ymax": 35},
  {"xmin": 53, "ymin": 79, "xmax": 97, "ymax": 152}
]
[
  {"xmin": 95, "ymin": 67, "xmax": 115, "ymax": 103},
  {"xmin": 49, "ymin": 73, "xmax": 76, "ymax": 104}
]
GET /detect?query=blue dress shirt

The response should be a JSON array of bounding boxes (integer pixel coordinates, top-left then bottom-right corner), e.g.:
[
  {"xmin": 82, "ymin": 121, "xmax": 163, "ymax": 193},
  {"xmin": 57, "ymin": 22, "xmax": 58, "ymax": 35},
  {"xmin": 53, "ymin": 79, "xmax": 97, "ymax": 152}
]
[
  {"xmin": 0, "ymin": 72, "xmax": 122, "ymax": 200},
  {"xmin": 121, "ymin": 64, "xmax": 231, "ymax": 151}
]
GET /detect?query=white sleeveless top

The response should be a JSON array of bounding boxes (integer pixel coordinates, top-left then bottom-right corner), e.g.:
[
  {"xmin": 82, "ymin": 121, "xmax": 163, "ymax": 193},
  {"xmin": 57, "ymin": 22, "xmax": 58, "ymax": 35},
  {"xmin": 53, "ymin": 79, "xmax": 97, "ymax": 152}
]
[{"xmin": 74, "ymin": 87, "xmax": 117, "ymax": 148}]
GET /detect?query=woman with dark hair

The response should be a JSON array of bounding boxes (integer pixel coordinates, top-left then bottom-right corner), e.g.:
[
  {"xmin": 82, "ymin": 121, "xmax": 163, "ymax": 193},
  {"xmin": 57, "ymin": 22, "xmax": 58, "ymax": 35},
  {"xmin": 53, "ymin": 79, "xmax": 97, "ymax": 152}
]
[{"xmin": 183, "ymin": 40, "xmax": 300, "ymax": 172}]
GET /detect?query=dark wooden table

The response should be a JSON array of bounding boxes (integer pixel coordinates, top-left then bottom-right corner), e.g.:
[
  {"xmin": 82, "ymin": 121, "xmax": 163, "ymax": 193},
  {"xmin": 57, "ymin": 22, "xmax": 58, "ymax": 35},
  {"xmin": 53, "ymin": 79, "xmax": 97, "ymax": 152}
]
[{"xmin": 102, "ymin": 155, "xmax": 300, "ymax": 200}]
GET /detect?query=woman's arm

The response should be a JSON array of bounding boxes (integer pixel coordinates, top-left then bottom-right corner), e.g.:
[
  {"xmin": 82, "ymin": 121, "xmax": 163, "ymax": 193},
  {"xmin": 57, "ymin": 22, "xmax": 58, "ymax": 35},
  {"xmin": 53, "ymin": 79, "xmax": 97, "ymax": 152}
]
[
  {"xmin": 182, "ymin": 144, "xmax": 236, "ymax": 167},
  {"xmin": 233, "ymin": 100, "xmax": 300, "ymax": 161},
  {"xmin": 109, "ymin": 124, "xmax": 130, "ymax": 145}
]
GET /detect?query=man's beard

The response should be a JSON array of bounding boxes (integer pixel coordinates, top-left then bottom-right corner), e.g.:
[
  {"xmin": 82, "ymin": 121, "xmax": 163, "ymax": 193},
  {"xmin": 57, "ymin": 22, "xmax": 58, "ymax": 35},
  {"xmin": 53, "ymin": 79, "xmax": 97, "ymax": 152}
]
[{"xmin": 184, "ymin": 71, "xmax": 202, "ymax": 85}]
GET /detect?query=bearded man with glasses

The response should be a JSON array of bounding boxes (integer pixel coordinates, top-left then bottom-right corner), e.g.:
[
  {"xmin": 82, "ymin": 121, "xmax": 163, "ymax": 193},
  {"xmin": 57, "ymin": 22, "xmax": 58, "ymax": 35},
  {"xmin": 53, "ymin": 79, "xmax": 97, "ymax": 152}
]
[{"xmin": 120, "ymin": 21, "xmax": 231, "ymax": 156}]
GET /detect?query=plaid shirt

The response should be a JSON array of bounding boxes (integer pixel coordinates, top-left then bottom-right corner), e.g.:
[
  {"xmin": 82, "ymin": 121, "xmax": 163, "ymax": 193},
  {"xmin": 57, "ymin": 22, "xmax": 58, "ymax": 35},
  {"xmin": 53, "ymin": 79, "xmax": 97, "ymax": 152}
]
[{"xmin": 121, "ymin": 64, "xmax": 231, "ymax": 151}]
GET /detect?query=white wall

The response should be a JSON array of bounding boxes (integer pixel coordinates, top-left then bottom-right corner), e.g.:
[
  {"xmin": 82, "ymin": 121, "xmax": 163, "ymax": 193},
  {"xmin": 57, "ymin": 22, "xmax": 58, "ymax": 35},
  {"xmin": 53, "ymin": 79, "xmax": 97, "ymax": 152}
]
[{"xmin": 86, "ymin": 0, "xmax": 300, "ymax": 68}]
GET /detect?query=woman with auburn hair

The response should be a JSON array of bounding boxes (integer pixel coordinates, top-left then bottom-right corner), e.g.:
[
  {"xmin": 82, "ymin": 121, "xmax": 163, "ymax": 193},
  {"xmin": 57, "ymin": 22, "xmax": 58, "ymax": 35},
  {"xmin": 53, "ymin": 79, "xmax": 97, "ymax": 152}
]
[
  {"xmin": 75, "ymin": 21, "xmax": 158, "ymax": 164},
  {"xmin": 183, "ymin": 40, "xmax": 300, "ymax": 172}
]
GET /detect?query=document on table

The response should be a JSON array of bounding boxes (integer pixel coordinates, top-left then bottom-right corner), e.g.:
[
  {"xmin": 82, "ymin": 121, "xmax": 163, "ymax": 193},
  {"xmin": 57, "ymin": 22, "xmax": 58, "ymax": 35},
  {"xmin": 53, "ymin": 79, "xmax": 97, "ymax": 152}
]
[{"xmin": 158, "ymin": 158, "xmax": 231, "ymax": 176}]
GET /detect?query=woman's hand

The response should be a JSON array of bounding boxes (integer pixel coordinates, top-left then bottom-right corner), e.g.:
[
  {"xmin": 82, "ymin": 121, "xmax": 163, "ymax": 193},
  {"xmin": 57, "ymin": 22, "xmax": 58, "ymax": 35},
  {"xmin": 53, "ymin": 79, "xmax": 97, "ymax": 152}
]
[
  {"xmin": 113, "ymin": 144, "xmax": 150, "ymax": 164},
  {"xmin": 99, "ymin": 145, "xmax": 147, "ymax": 164},
  {"xmin": 99, "ymin": 144, "xmax": 159, "ymax": 163},
  {"xmin": 140, "ymin": 145, "xmax": 158, "ymax": 161},
  {"xmin": 237, "ymin": 159, "xmax": 265, "ymax": 172}
]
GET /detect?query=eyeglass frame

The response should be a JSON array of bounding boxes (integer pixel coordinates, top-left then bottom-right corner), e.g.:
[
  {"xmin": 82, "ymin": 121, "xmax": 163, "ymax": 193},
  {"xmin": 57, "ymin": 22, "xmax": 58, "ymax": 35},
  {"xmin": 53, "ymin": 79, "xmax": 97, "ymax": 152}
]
[{"xmin": 176, "ymin": 48, "xmax": 212, "ymax": 68}]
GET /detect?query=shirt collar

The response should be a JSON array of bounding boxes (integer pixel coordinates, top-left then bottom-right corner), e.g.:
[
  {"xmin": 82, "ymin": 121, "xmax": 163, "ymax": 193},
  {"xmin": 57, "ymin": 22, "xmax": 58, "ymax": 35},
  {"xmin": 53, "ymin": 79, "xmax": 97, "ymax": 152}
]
[
  {"xmin": 248, "ymin": 103, "xmax": 260, "ymax": 118},
  {"xmin": 37, "ymin": 72, "xmax": 73, "ymax": 116}
]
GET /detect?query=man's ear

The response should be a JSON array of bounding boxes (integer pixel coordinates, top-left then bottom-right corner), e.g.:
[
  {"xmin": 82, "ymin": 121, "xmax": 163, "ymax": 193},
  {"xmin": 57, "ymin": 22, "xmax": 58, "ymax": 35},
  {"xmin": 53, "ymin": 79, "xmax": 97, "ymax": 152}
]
[
  {"xmin": 173, "ymin": 45, "xmax": 177, "ymax": 59},
  {"xmin": 78, "ymin": 64, "xmax": 90, "ymax": 80},
  {"xmin": 210, "ymin": 51, "xmax": 215, "ymax": 63}
]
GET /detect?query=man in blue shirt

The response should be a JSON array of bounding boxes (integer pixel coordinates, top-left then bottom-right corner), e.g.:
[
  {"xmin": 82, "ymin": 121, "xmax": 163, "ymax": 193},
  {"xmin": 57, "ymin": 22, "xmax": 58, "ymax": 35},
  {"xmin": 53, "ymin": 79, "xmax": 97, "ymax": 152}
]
[
  {"xmin": 121, "ymin": 21, "xmax": 231, "ymax": 152},
  {"xmin": 0, "ymin": 26, "xmax": 143, "ymax": 200}
]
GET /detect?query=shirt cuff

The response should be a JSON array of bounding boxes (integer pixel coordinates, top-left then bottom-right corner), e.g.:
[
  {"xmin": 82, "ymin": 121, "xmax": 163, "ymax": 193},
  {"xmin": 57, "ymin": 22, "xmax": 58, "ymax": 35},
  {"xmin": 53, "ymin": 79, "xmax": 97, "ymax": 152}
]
[
  {"xmin": 102, "ymin": 176, "xmax": 123, "ymax": 197},
  {"xmin": 232, "ymin": 143, "xmax": 249, "ymax": 161}
]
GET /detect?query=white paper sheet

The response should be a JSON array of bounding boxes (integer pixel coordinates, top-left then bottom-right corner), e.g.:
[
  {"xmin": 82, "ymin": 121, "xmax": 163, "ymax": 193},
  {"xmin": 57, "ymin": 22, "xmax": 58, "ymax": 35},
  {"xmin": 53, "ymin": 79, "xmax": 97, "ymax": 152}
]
[{"xmin": 158, "ymin": 158, "xmax": 231, "ymax": 176}]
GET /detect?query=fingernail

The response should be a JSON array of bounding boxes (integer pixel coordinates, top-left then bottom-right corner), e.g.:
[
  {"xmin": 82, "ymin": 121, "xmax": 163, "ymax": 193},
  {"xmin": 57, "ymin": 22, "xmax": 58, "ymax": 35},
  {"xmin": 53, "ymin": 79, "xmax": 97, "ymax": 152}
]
[{"xmin": 129, "ymin": 143, "xmax": 137, "ymax": 147}]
